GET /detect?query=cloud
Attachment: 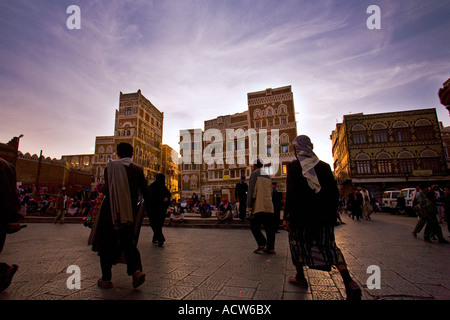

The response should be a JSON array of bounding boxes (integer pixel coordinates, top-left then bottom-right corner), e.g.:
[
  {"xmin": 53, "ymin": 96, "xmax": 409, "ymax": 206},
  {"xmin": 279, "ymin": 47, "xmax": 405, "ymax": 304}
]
[{"xmin": 0, "ymin": 0, "xmax": 449, "ymax": 164}]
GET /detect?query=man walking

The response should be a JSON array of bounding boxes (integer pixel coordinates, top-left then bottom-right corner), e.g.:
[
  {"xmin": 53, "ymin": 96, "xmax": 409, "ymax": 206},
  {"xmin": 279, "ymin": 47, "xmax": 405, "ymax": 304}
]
[
  {"xmin": 148, "ymin": 173, "xmax": 171, "ymax": 247},
  {"xmin": 91, "ymin": 142, "xmax": 150, "ymax": 289},
  {"xmin": 272, "ymin": 182, "xmax": 283, "ymax": 233},
  {"xmin": 283, "ymin": 135, "xmax": 362, "ymax": 300},
  {"xmin": 235, "ymin": 176, "xmax": 248, "ymax": 220},
  {"xmin": 54, "ymin": 187, "xmax": 66, "ymax": 224},
  {"xmin": 247, "ymin": 159, "xmax": 276, "ymax": 254}
]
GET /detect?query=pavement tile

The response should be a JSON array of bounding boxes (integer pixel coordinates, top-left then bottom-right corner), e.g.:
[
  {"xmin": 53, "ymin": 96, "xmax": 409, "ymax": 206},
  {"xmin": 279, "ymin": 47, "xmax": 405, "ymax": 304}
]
[
  {"xmin": 253, "ymin": 290, "xmax": 282, "ymax": 300},
  {"xmin": 226, "ymin": 277, "xmax": 260, "ymax": 288},
  {"xmin": 218, "ymin": 286, "xmax": 256, "ymax": 299},
  {"xmin": 157, "ymin": 285, "xmax": 195, "ymax": 300},
  {"xmin": 1, "ymin": 212, "xmax": 448, "ymax": 303},
  {"xmin": 312, "ymin": 291, "xmax": 343, "ymax": 300},
  {"xmin": 183, "ymin": 289, "xmax": 218, "ymax": 300}
]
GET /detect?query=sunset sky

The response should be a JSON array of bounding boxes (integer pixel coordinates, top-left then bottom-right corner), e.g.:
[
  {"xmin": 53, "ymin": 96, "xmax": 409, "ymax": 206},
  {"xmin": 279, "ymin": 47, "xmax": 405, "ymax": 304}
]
[{"xmin": 1, "ymin": 0, "xmax": 449, "ymax": 166}]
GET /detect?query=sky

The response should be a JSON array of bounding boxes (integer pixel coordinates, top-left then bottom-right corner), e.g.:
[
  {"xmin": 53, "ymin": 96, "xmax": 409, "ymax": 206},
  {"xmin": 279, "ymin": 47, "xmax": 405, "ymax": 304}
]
[{"xmin": 1, "ymin": 0, "xmax": 449, "ymax": 167}]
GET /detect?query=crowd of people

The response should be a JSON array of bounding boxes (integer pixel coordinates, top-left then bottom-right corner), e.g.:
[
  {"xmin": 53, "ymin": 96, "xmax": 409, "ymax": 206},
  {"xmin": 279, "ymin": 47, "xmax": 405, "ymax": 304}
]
[
  {"xmin": 411, "ymin": 184, "xmax": 449, "ymax": 244},
  {"xmin": 2, "ymin": 133, "xmax": 450, "ymax": 299}
]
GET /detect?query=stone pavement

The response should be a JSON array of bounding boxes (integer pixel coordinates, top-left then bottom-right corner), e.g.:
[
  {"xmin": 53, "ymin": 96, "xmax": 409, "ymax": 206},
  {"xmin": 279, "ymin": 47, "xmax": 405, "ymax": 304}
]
[{"xmin": 0, "ymin": 212, "xmax": 449, "ymax": 302}]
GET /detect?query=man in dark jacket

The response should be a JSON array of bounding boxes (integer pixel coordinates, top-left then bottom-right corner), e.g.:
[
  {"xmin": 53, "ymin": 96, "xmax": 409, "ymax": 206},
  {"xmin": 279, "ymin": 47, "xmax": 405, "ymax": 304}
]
[
  {"xmin": 93, "ymin": 143, "xmax": 150, "ymax": 289},
  {"xmin": 271, "ymin": 182, "xmax": 283, "ymax": 232},
  {"xmin": 235, "ymin": 176, "xmax": 248, "ymax": 220},
  {"xmin": 148, "ymin": 173, "xmax": 171, "ymax": 247},
  {"xmin": 283, "ymin": 135, "xmax": 361, "ymax": 300}
]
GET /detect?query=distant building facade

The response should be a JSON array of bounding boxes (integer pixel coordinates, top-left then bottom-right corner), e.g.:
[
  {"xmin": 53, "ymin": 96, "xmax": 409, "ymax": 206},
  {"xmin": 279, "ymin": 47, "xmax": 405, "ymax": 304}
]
[
  {"xmin": 161, "ymin": 144, "xmax": 180, "ymax": 200},
  {"xmin": 62, "ymin": 90, "xmax": 167, "ymax": 188},
  {"xmin": 92, "ymin": 90, "xmax": 164, "ymax": 183},
  {"xmin": 331, "ymin": 108, "xmax": 449, "ymax": 198},
  {"xmin": 180, "ymin": 85, "xmax": 298, "ymax": 205},
  {"xmin": 16, "ymin": 152, "xmax": 92, "ymax": 195}
]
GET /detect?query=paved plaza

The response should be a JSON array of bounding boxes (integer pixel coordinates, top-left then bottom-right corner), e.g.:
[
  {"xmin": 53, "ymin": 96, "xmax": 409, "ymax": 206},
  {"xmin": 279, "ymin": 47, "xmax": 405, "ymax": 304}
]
[{"xmin": 0, "ymin": 211, "xmax": 449, "ymax": 303}]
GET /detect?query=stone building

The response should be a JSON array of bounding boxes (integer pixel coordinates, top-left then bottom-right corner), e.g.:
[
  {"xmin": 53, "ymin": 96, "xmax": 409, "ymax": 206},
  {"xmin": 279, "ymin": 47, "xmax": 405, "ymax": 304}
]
[
  {"xmin": 16, "ymin": 152, "xmax": 92, "ymax": 195},
  {"xmin": 439, "ymin": 122, "xmax": 450, "ymax": 170},
  {"xmin": 63, "ymin": 90, "xmax": 166, "ymax": 185},
  {"xmin": 331, "ymin": 108, "xmax": 449, "ymax": 198},
  {"xmin": 179, "ymin": 85, "xmax": 298, "ymax": 205},
  {"xmin": 91, "ymin": 89, "xmax": 164, "ymax": 183}
]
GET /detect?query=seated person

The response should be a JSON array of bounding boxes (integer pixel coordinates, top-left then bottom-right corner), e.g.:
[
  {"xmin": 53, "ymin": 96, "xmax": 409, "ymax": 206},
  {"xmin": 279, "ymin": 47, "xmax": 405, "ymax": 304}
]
[
  {"xmin": 216, "ymin": 198, "xmax": 233, "ymax": 224},
  {"xmin": 199, "ymin": 199, "xmax": 212, "ymax": 218},
  {"xmin": 169, "ymin": 202, "xmax": 185, "ymax": 225},
  {"xmin": 66, "ymin": 198, "xmax": 78, "ymax": 217}
]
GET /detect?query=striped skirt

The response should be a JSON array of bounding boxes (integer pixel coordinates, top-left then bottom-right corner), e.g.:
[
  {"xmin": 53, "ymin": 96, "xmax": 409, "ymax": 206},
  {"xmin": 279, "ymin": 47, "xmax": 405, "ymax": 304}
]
[{"xmin": 288, "ymin": 224, "xmax": 346, "ymax": 271}]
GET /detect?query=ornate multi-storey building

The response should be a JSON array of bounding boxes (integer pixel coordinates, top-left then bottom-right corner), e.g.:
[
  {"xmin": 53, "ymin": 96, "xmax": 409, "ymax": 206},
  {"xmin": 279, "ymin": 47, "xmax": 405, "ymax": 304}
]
[
  {"xmin": 179, "ymin": 86, "xmax": 298, "ymax": 205},
  {"xmin": 90, "ymin": 89, "xmax": 164, "ymax": 183},
  {"xmin": 331, "ymin": 108, "xmax": 449, "ymax": 197},
  {"xmin": 61, "ymin": 89, "xmax": 168, "ymax": 189}
]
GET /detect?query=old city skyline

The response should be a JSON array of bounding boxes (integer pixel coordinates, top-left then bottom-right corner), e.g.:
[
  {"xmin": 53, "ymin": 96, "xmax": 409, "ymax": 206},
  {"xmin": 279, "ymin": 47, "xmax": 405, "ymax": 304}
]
[{"xmin": 1, "ymin": 1, "xmax": 449, "ymax": 168}]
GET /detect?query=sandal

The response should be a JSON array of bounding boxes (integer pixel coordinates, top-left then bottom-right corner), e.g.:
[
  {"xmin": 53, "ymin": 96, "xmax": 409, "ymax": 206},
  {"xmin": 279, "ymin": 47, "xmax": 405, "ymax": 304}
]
[
  {"xmin": 132, "ymin": 271, "xmax": 146, "ymax": 288},
  {"xmin": 253, "ymin": 246, "xmax": 265, "ymax": 254},
  {"xmin": 288, "ymin": 276, "xmax": 308, "ymax": 288},
  {"xmin": 97, "ymin": 279, "xmax": 114, "ymax": 289}
]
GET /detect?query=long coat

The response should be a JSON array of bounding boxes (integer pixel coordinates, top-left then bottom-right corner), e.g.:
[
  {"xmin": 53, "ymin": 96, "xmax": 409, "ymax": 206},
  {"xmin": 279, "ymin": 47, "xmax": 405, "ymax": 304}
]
[
  {"xmin": 90, "ymin": 163, "xmax": 150, "ymax": 259},
  {"xmin": 284, "ymin": 159, "xmax": 339, "ymax": 226},
  {"xmin": 148, "ymin": 180, "xmax": 171, "ymax": 222},
  {"xmin": 247, "ymin": 169, "xmax": 274, "ymax": 214}
]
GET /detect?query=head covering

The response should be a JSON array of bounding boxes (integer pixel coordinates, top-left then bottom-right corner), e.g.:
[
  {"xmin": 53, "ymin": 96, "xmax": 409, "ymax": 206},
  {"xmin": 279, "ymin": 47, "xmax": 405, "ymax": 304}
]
[
  {"xmin": 155, "ymin": 173, "xmax": 165, "ymax": 184},
  {"xmin": 292, "ymin": 135, "xmax": 321, "ymax": 193}
]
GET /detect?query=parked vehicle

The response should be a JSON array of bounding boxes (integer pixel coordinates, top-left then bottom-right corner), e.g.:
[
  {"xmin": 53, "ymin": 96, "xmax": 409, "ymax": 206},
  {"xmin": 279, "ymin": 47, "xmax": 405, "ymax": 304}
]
[
  {"xmin": 381, "ymin": 189, "xmax": 400, "ymax": 212},
  {"xmin": 399, "ymin": 188, "xmax": 416, "ymax": 207},
  {"xmin": 382, "ymin": 188, "xmax": 417, "ymax": 215},
  {"xmin": 399, "ymin": 188, "xmax": 417, "ymax": 216}
]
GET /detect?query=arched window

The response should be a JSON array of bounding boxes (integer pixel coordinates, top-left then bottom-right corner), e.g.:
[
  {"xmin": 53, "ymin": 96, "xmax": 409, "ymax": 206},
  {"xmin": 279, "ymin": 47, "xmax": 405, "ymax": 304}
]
[
  {"xmin": 376, "ymin": 151, "xmax": 393, "ymax": 174},
  {"xmin": 253, "ymin": 109, "xmax": 261, "ymax": 119},
  {"xmin": 415, "ymin": 119, "xmax": 434, "ymax": 140},
  {"xmin": 351, "ymin": 124, "xmax": 367, "ymax": 144},
  {"xmin": 355, "ymin": 153, "xmax": 371, "ymax": 174},
  {"xmin": 278, "ymin": 104, "xmax": 287, "ymax": 114},
  {"xmin": 392, "ymin": 121, "xmax": 410, "ymax": 142},
  {"xmin": 280, "ymin": 133, "xmax": 289, "ymax": 144},
  {"xmin": 398, "ymin": 151, "xmax": 415, "ymax": 174},
  {"xmin": 420, "ymin": 149, "xmax": 440, "ymax": 172},
  {"xmin": 71, "ymin": 157, "xmax": 79, "ymax": 167},
  {"xmin": 372, "ymin": 123, "xmax": 388, "ymax": 143},
  {"xmin": 83, "ymin": 156, "xmax": 90, "ymax": 166}
]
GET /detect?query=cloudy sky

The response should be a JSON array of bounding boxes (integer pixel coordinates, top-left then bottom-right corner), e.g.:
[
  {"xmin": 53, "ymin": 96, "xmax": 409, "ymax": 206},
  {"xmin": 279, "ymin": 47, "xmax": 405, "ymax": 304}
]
[{"xmin": 1, "ymin": 0, "xmax": 449, "ymax": 166}]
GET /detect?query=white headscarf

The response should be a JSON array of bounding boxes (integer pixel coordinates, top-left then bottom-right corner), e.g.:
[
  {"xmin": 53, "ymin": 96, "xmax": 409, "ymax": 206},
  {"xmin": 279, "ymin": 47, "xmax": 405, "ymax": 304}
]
[{"xmin": 292, "ymin": 135, "xmax": 321, "ymax": 193}]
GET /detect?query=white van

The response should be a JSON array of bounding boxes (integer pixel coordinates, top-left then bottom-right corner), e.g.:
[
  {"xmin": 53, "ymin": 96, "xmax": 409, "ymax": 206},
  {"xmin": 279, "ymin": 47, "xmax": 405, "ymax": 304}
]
[
  {"xmin": 381, "ymin": 189, "xmax": 400, "ymax": 211},
  {"xmin": 400, "ymin": 188, "xmax": 416, "ymax": 207}
]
